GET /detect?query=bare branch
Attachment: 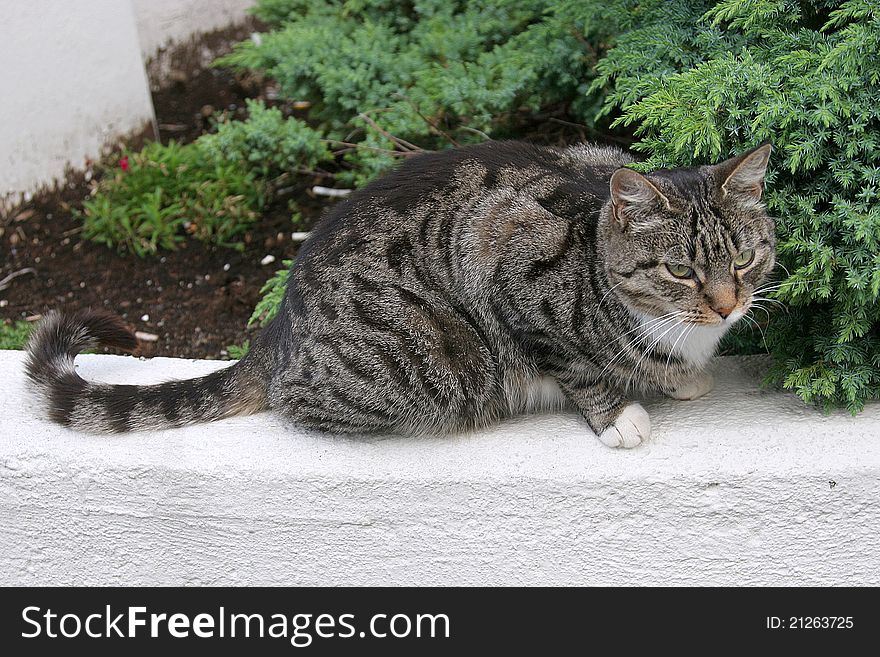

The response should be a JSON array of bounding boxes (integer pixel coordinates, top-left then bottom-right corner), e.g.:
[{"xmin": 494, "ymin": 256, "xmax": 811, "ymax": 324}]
[
  {"xmin": 0, "ymin": 267, "xmax": 37, "ymax": 292},
  {"xmin": 357, "ymin": 112, "xmax": 424, "ymax": 152},
  {"xmin": 322, "ymin": 139, "xmax": 416, "ymax": 158}
]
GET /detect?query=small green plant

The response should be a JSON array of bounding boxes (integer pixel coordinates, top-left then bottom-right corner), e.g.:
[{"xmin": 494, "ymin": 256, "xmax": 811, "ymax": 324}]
[
  {"xmin": 0, "ymin": 320, "xmax": 31, "ymax": 350},
  {"xmin": 226, "ymin": 340, "xmax": 251, "ymax": 359},
  {"xmin": 198, "ymin": 99, "xmax": 330, "ymax": 179},
  {"xmin": 215, "ymin": 1, "xmax": 607, "ymax": 186},
  {"xmin": 249, "ymin": 260, "xmax": 292, "ymax": 327},
  {"xmin": 81, "ymin": 141, "xmax": 266, "ymax": 256},
  {"xmin": 81, "ymin": 100, "xmax": 331, "ymax": 257}
]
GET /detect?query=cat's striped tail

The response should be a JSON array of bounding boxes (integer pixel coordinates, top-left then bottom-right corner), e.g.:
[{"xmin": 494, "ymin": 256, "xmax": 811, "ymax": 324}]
[{"xmin": 24, "ymin": 310, "xmax": 268, "ymax": 433}]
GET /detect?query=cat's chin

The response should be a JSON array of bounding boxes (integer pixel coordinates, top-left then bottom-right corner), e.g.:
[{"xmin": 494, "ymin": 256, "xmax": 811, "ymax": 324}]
[
  {"xmin": 724, "ymin": 307, "xmax": 746, "ymax": 325},
  {"xmin": 629, "ymin": 309, "xmax": 731, "ymax": 368}
]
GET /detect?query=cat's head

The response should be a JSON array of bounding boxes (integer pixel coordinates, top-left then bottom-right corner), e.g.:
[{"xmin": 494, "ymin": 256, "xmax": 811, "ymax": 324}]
[{"xmin": 600, "ymin": 144, "xmax": 775, "ymax": 327}]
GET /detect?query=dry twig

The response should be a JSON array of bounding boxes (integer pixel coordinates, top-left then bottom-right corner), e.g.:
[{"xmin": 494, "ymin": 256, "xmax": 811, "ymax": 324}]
[{"xmin": 0, "ymin": 267, "xmax": 37, "ymax": 292}]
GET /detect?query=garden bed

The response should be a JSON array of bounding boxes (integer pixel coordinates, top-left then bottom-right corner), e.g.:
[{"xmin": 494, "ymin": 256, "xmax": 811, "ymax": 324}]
[
  {"xmin": 0, "ymin": 53, "xmax": 332, "ymax": 359},
  {"xmin": 0, "ymin": 29, "xmax": 596, "ymax": 360}
]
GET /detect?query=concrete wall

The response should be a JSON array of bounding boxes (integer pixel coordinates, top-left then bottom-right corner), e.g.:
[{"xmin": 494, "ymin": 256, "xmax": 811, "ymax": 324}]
[
  {"xmin": 1, "ymin": 349, "xmax": 878, "ymax": 586},
  {"xmin": 133, "ymin": 0, "xmax": 255, "ymax": 56},
  {"xmin": 0, "ymin": 1, "xmax": 155, "ymax": 206},
  {"xmin": 0, "ymin": 0, "xmax": 254, "ymax": 209}
]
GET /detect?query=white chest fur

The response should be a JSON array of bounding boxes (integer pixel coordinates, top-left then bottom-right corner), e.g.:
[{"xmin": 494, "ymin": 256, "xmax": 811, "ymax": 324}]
[{"xmin": 633, "ymin": 311, "xmax": 730, "ymax": 367}]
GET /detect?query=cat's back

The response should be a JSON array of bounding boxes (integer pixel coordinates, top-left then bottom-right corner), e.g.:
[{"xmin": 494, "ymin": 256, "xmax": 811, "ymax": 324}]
[
  {"xmin": 302, "ymin": 140, "xmax": 632, "ymax": 239},
  {"xmin": 291, "ymin": 140, "xmax": 633, "ymax": 277},
  {"xmin": 364, "ymin": 139, "xmax": 633, "ymax": 193},
  {"xmin": 557, "ymin": 142, "xmax": 635, "ymax": 171}
]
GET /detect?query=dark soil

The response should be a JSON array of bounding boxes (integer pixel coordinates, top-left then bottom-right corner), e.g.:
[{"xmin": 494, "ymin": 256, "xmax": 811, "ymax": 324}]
[
  {"xmin": 0, "ymin": 35, "xmax": 333, "ymax": 360},
  {"xmin": 147, "ymin": 17, "xmax": 274, "ymax": 145},
  {"xmin": 0, "ymin": 180, "xmax": 326, "ymax": 360}
]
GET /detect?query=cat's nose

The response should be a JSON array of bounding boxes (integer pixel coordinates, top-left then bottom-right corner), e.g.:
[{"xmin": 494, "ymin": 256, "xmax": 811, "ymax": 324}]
[
  {"xmin": 708, "ymin": 287, "xmax": 738, "ymax": 319},
  {"xmin": 711, "ymin": 302, "xmax": 737, "ymax": 319}
]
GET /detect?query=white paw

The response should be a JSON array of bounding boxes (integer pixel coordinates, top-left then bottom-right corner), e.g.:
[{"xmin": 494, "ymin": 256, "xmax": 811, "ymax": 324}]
[
  {"xmin": 598, "ymin": 403, "xmax": 651, "ymax": 449},
  {"xmin": 666, "ymin": 372, "xmax": 714, "ymax": 401}
]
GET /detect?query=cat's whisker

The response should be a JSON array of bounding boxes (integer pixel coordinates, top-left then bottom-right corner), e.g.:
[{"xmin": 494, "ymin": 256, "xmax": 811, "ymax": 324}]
[
  {"xmin": 634, "ymin": 319, "xmax": 686, "ymax": 392},
  {"xmin": 750, "ymin": 294, "xmax": 785, "ymax": 305},
  {"xmin": 752, "ymin": 284, "xmax": 789, "ymax": 295},
  {"xmin": 662, "ymin": 321, "xmax": 696, "ymax": 389},
  {"xmin": 753, "ymin": 284, "xmax": 799, "ymax": 294},
  {"xmin": 607, "ymin": 311, "xmax": 683, "ymax": 344},
  {"xmin": 596, "ymin": 281, "xmax": 625, "ymax": 312},
  {"xmin": 755, "ymin": 276, "xmax": 818, "ymax": 287},
  {"xmin": 598, "ymin": 324, "xmax": 666, "ymax": 380},
  {"xmin": 747, "ymin": 302, "xmax": 772, "ymax": 322},
  {"xmin": 753, "ymin": 279, "xmax": 820, "ymax": 295},
  {"xmin": 741, "ymin": 313, "xmax": 770, "ymax": 354},
  {"xmin": 598, "ymin": 314, "xmax": 683, "ymax": 380},
  {"xmin": 624, "ymin": 317, "xmax": 684, "ymax": 392},
  {"xmin": 750, "ymin": 296, "xmax": 786, "ymax": 312}
]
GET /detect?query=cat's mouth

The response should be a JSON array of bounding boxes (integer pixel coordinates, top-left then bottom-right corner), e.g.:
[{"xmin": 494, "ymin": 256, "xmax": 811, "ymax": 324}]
[
  {"xmin": 627, "ymin": 297, "xmax": 748, "ymax": 328},
  {"xmin": 687, "ymin": 305, "xmax": 746, "ymax": 326},
  {"xmin": 718, "ymin": 307, "xmax": 745, "ymax": 326}
]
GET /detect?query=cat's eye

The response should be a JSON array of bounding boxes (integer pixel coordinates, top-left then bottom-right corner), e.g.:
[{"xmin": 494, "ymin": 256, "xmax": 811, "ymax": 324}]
[
  {"xmin": 665, "ymin": 263, "xmax": 694, "ymax": 279},
  {"xmin": 733, "ymin": 249, "xmax": 755, "ymax": 269}
]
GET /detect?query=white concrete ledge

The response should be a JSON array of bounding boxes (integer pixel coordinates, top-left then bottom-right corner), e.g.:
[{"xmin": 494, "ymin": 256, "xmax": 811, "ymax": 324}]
[{"xmin": 1, "ymin": 349, "xmax": 878, "ymax": 585}]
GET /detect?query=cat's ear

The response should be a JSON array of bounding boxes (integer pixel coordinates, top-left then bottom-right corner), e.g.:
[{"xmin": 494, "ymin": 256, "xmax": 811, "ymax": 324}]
[
  {"xmin": 609, "ymin": 168, "xmax": 671, "ymax": 228},
  {"xmin": 716, "ymin": 143, "xmax": 772, "ymax": 202}
]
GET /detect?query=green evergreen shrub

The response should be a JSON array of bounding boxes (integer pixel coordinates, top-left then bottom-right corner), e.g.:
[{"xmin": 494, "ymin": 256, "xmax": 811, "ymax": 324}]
[
  {"xmin": 593, "ymin": 0, "xmax": 880, "ymax": 412},
  {"xmin": 198, "ymin": 99, "xmax": 330, "ymax": 179},
  {"xmin": 249, "ymin": 259, "xmax": 293, "ymax": 327},
  {"xmin": 216, "ymin": 0, "xmax": 604, "ymax": 185}
]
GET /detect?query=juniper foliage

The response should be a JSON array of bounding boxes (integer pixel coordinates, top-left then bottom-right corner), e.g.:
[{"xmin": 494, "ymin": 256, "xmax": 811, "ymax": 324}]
[
  {"xmin": 596, "ymin": 0, "xmax": 880, "ymax": 412},
  {"xmin": 216, "ymin": 0, "xmax": 606, "ymax": 184},
  {"xmin": 249, "ymin": 259, "xmax": 293, "ymax": 327},
  {"xmin": 198, "ymin": 99, "xmax": 330, "ymax": 179}
]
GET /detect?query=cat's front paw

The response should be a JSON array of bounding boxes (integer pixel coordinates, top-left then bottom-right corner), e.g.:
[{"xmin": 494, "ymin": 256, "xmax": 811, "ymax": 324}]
[
  {"xmin": 597, "ymin": 403, "xmax": 651, "ymax": 449},
  {"xmin": 665, "ymin": 372, "xmax": 714, "ymax": 401}
]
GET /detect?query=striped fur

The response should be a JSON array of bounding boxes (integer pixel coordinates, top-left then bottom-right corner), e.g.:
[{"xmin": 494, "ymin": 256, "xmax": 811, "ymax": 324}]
[
  {"xmin": 25, "ymin": 310, "xmax": 267, "ymax": 433},
  {"xmin": 26, "ymin": 141, "xmax": 774, "ymax": 444}
]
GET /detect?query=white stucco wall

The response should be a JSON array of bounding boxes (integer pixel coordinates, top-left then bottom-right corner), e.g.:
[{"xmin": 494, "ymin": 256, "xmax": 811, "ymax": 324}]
[
  {"xmin": 132, "ymin": 0, "xmax": 254, "ymax": 56},
  {"xmin": 0, "ymin": 0, "xmax": 254, "ymax": 206},
  {"xmin": 1, "ymin": 349, "xmax": 878, "ymax": 586},
  {"xmin": 0, "ymin": 1, "xmax": 155, "ymax": 205}
]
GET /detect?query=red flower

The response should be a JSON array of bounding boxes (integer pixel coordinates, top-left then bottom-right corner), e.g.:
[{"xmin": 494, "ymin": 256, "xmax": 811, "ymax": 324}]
[{"xmin": 119, "ymin": 156, "xmax": 129, "ymax": 172}]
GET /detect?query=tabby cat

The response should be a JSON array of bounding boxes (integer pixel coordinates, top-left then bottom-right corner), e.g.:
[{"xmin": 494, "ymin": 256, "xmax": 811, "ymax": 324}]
[{"xmin": 25, "ymin": 141, "xmax": 774, "ymax": 448}]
